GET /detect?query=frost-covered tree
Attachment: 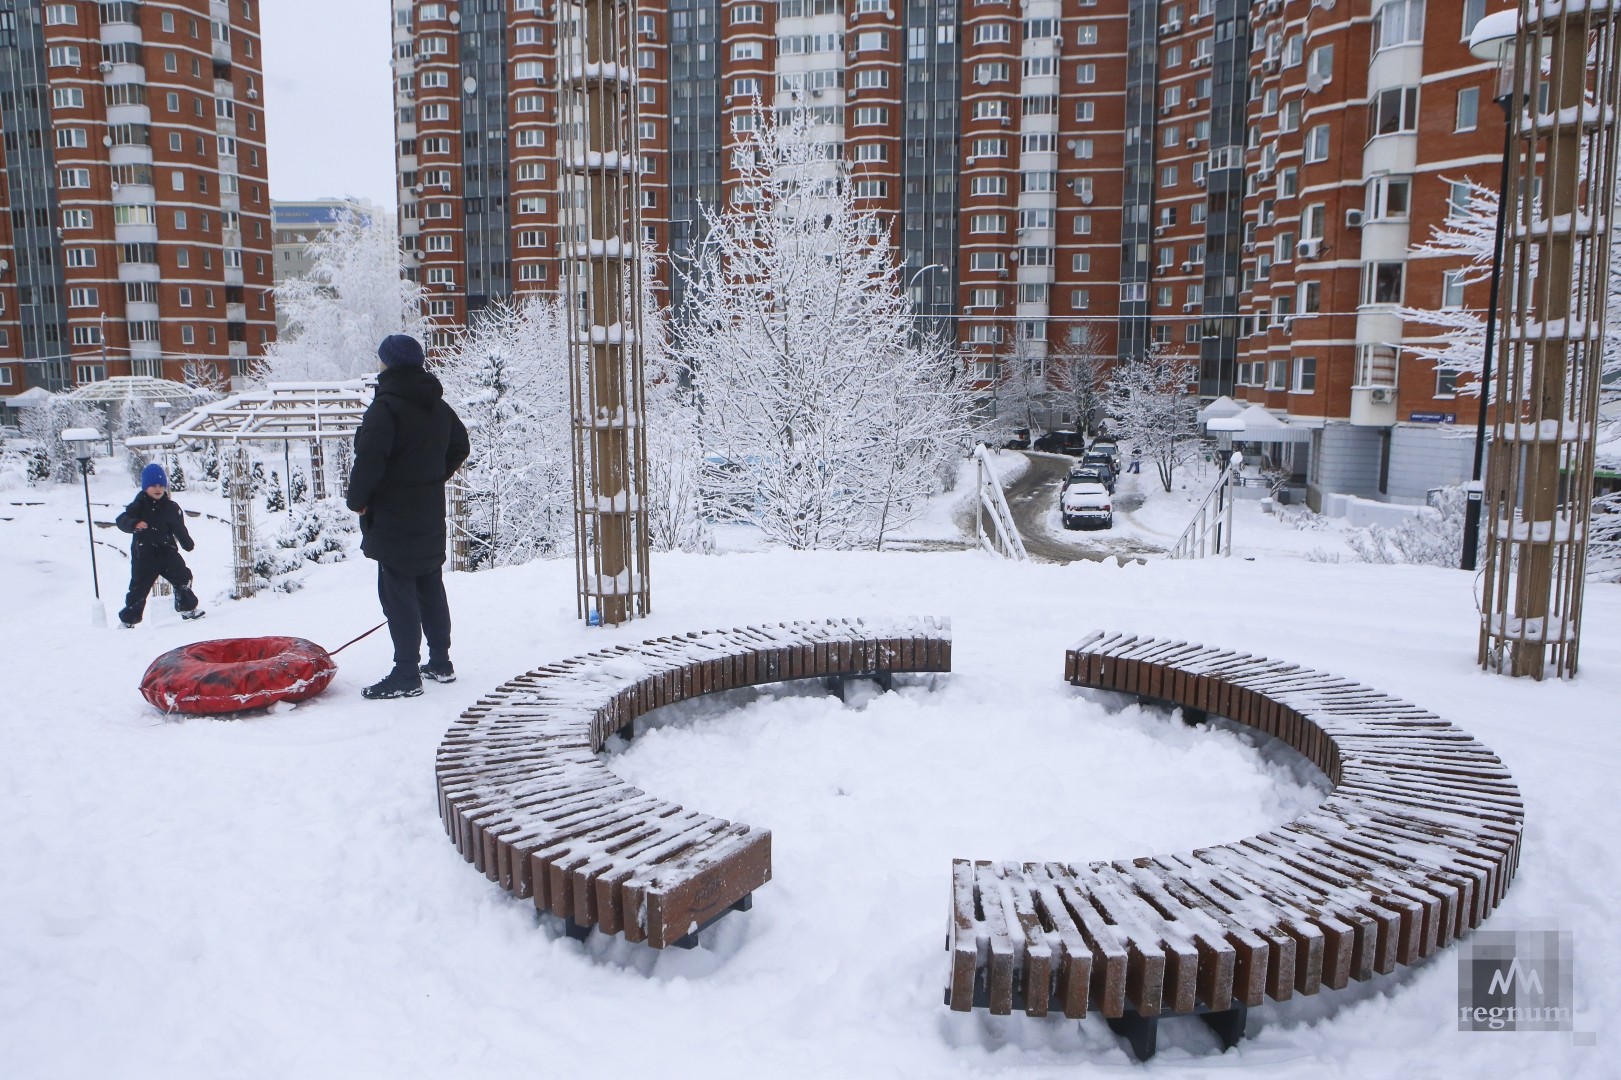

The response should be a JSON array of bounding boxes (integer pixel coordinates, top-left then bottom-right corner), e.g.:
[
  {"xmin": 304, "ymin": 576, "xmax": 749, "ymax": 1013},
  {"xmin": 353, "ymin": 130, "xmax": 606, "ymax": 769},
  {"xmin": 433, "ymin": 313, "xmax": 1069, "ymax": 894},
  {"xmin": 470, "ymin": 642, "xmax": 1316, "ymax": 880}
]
[
  {"xmin": 18, "ymin": 395, "xmax": 104, "ymax": 483},
  {"xmin": 674, "ymin": 106, "xmax": 975, "ymax": 549},
  {"xmin": 1345, "ymin": 484, "xmax": 1481, "ymax": 567},
  {"xmin": 1106, "ymin": 344, "xmax": 1199, "ymax": 492},
  {"xmin": 986, "ymin": 337, "xmax": 1048, "ymax": 446},
  {"xmin": 434, "ymin": 296, "xmax": 573, "ymax": 567},
  {"xmin": 1396, "ymin": 176, "xmax": 1499, "ymax": 392},
  {"xmin": 641, "ymin": 254, "xmax": 711, "ymax": 553},
  {"xmin": 257, "ymin": 205, "xmax": 427, "ymax": 383},
  {"xmin": 180, "ymin": 358, "xmax": 231, "ymax": 398},
  {"xmin": 1048, "ymin": 323, "xmax": 1111, "ymax": 435}
]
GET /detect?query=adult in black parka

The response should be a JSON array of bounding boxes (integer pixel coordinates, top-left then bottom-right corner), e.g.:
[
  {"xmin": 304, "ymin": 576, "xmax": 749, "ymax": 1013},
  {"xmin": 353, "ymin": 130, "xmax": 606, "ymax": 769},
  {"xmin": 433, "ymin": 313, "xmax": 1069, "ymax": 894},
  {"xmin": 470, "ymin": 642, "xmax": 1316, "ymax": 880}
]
[{"xmin": 346, "ymin": 333, "xmax": 470, "ymax": 699}]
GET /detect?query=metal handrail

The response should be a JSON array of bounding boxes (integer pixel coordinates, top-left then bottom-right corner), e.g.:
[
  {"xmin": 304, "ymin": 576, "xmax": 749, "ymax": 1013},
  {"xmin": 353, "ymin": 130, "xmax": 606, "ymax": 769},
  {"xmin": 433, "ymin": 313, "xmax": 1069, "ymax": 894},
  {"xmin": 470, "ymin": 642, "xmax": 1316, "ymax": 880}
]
[
  {"xmin": 973, "ymin": 444, "xmax": 1029, "ymax": 561},
  {"xmin": 1171, "ymin": 451, "xmax": 1243, "ymax": 559}
]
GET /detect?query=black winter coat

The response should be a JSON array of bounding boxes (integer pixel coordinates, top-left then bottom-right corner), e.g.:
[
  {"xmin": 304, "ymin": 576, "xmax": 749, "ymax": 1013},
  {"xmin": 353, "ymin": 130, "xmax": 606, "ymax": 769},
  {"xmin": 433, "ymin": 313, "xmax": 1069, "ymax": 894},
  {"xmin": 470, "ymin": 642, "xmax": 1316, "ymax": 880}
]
[
  {"xmin": 346, "ymin": 364, "xmax": 470, "ymax": 574},
  {"xmin": 116, "ymin": 492, "xmax": 195, "ymax": 555}
]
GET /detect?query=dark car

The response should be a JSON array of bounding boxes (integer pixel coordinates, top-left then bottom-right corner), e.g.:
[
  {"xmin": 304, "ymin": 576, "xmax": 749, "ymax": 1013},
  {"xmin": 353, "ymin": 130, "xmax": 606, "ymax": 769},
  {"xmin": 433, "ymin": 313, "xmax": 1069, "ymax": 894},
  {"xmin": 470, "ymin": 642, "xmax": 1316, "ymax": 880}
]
[
  {"xmin": 1067, "ymin": 462, "xmax": 1114, "ymax": 494},
  {"xmin": 1080, "ymin": 453, "xmax": 1117, "ymax": 489},
  {"xmin": 1088, "ymin": 438, "xmax": 1122, "ymax": 471},
  {"xmin": 1032, "ymin": 430, "xmax": 1088, "ymax": 456}
]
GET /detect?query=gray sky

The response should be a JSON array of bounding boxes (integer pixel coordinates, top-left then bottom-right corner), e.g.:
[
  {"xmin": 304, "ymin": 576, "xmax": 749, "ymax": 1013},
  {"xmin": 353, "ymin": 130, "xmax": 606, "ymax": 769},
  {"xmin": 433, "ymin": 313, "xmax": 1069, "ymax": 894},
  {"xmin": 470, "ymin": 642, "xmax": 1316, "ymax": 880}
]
[{"xmin": 262, "ymin": 1, "xmax": 397, "ymax": 210}]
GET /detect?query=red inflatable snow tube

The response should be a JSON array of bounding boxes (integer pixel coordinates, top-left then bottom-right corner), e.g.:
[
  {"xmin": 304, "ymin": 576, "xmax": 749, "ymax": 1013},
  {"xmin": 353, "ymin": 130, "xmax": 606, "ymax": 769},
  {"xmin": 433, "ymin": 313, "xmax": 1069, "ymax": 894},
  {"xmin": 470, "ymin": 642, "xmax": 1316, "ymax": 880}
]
[{"xmin": 140, "ymin": 636, "xmax": 337, "ymax": 716}]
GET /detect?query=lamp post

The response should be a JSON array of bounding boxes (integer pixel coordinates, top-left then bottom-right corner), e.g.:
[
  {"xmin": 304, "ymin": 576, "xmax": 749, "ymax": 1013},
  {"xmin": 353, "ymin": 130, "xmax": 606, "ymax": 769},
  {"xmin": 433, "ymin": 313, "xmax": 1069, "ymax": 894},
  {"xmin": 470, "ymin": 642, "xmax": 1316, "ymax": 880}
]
[
  {"xmin": 1460, "ymin": 12, "xmax": 1524, "ymax": 572},
  {"xmin": 61, "ymin": 427, "xmax": 106, "ymax": 627}
]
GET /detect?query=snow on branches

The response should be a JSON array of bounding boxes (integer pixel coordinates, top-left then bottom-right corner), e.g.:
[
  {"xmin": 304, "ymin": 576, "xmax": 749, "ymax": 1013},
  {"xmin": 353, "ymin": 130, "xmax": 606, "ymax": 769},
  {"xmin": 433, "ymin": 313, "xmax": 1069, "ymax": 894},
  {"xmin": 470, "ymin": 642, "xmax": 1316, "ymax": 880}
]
[
  {"xmin": 258, "ymin": 205, "xmax": 427, "ymax": 383},
  {"xmin": 1396, "ymin": 176, "xmax": 1499, "ymax": 395},
  {"xmin": 673, "ymin": 106, "xmax": 975, "ymax": 550},
  {"xmin": 434, "ymin": 296, "xmax": 573, "ymax": 568},
  {"xmin": 1106, "ymin": 344, "xmax": 1200, "ymax": 493}
]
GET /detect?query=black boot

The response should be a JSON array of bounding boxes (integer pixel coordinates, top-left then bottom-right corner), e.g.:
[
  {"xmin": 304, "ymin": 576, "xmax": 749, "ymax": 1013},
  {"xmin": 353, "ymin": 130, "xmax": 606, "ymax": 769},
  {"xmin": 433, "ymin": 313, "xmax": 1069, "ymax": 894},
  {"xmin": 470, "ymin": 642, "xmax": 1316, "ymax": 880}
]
[
  {"xmin": 419, "ymin": 658, "xmax": 456, "ymax": 683},
  {"xmin": 362, "ymin": 668, "xmax": 424, "ymax": 700}
]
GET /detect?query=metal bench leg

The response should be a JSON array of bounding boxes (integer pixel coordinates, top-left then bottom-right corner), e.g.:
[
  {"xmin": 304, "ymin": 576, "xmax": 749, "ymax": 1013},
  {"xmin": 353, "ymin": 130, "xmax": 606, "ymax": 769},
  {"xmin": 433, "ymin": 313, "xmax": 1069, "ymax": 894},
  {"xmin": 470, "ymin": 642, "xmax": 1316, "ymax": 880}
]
[
  {"xmin": 1106, "ymin": 1010, "xmax": 1159, "ymax": 1062},
  {"xmin": 826, "ymin": 673, "xmax": 895, "ymax": 702},
  {"xmin": 563, "ymin": 918, "xmax": 591, "ymax": 943},
  {"xmin": 1199, "ymin": 1002, "xmax": 1248, "ymax": 1050},
  {"xmin": 1181, "ymin": 706, "xmax": 1209, "ymax": 727}
]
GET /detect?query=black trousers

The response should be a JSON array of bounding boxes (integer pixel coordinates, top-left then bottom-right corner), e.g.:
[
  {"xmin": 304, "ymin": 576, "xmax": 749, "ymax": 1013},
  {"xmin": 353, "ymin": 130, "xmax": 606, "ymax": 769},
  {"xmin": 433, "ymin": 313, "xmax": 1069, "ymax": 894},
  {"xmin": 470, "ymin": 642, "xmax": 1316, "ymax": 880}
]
[
  {"xmin": 120, "ymin": 544, "xmax": 198, "ymax": 624},
  {"xmin": 377, "ymin": 563, "xmax": 452, "ymax": 672}
]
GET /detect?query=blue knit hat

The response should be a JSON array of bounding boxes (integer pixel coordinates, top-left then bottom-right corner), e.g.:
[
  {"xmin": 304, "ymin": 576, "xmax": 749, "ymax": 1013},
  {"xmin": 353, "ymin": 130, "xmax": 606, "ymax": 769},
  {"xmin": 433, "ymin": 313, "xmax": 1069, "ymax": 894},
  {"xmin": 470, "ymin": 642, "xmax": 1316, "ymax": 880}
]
[
  {"xmin": 377, "ymin": 334, "xmax": 425, "ymax": 368},
  {"xmin": 141, "ymin": 463, "xmax": 168, "ymax": 489}
]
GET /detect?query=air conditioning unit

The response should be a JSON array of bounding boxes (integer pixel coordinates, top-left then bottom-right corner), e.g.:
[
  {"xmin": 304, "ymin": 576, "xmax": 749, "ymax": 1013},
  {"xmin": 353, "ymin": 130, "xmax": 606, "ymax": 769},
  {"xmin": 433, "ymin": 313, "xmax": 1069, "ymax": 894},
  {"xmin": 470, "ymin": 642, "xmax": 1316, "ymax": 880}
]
[
  {"xmin": 1187, "ymin": 138, "xmax": 1199, "ymax": 149},
  {"xmin": 1262, "ymin": 211, "xmax": 1275, "ymax": 225},
  {"xmin": 1345, "ymin": 208, "xmax": 1364, "ymax": 228},
  {"xmin": 1296, "ymin": 239, "xmax": 1319, "ymax": 258},
  {"xmin": 1369, "ymin": 387, "xmax": 1394, "ymax": 404},
  {"xmin": 1257, "ymin": 169, "xmax": 1272, "ymax": 181},
  {"xmin": 1159, "ymin": 22, "xmax": 1172, "ymax": 34},
  {"xmin": 1189, "ymin": 10, "xmax": 1204, "ymax": 23},
  {"xmin": 1168, "ymin": 20, "xmax": 1182, "ymax": 31},
  {"xmin": 1000, "ymin": 116, "xmax": 1011, "ymax": 126},
  {"xmin": 1181, "ymin": 261, "xmax": 1195, "ymax": 271},
  {"xmin": 1263, "ymin": 57, "xmax": 1279, "ymax": 72},
  {"xmin": 1155, "ymin": 225, "xmax": 1167, "ymax": 236},
  {"xmin": 404, "ymin": 87, "xmax": 415, "ymax": 98},
  {"xmin": 1194, "ymin": 175, "xmax": 1206, "ymax": 187},
  {"xmin": 1160, "ymin": 105, "xmax": 1173, "ymax": 116},
  {"xmin": 247, "ymin": 88, "xmax": 258, "ymax": 100},
  {"xmin": 1242, "ymin": 242, "xmax": 1256, "ymax": 253},
  {"xmin": 1187, "ymin": 98, "xmax": 1200, "ymax": 109},
  {"xmin": 1182, "ymin": 302, "xmax": 1196, "ymax": 312}
]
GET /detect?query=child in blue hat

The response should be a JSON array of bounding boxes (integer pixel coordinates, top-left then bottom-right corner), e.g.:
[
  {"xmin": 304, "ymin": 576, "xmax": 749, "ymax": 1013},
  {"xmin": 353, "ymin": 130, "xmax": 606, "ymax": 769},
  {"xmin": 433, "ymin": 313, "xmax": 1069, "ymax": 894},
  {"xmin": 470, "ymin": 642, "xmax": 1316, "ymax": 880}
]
[{"xmin": 114, "ymin": 463, "xmax": 204, "ymax": 627}]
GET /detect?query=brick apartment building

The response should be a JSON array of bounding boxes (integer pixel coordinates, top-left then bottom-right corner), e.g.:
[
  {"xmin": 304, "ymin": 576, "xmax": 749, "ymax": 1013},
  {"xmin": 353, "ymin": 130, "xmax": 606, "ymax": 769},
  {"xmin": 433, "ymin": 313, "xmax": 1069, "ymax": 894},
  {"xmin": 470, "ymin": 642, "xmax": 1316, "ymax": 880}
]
[
  {"xmin": 392, "ymin": 0, "xmax": 1510, "ymax": 503},
  {"xmin": 0, "ymin": 0, "xmax": 277, "ymax": 396}
]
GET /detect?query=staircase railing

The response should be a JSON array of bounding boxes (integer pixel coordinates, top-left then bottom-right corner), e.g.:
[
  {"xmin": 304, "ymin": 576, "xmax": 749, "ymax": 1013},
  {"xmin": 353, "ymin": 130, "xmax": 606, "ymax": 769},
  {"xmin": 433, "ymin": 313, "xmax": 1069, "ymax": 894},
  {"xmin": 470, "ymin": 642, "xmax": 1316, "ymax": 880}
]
[
  {"xmin": 973, "ymin": 444, "xmax": 1029, "ymax": 561},
  {"xmin": 1171, "ymin": 451, "xmax": 1244, "ymax": 559}
]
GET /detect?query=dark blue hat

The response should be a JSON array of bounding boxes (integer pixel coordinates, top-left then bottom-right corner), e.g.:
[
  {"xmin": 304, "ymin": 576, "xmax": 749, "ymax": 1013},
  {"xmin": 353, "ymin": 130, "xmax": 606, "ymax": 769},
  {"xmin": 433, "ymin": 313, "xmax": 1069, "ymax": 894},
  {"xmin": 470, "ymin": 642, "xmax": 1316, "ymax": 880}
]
[
  {"xmin": 377, "ymin": 334, "xmax": 425, "ymax": 368},
  {"xmin": 141, "ymin": 463, "xmax": 168, "ymax": 489}
]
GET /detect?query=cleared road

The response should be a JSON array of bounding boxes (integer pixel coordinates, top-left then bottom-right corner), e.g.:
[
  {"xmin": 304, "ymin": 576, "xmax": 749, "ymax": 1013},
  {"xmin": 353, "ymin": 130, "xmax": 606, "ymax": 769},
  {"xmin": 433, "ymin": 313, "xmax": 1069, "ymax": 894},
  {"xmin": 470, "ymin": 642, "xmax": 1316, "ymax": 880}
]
[{"xmin": 1000, "ymin": 453, "xmax": 1162, "ymax": 565}]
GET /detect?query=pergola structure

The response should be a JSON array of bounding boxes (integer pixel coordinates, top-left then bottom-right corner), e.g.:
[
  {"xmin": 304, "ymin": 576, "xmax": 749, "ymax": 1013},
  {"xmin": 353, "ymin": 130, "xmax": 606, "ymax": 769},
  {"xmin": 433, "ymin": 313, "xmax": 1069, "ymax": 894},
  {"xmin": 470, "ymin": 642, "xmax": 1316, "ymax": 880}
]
[
  {"xmin": 159, "ymin": 381, "xmax": 374, "ymax": 598},
  {"xmin": 60, "ymin": 376, "xmax": 202, "ymax": 451}
]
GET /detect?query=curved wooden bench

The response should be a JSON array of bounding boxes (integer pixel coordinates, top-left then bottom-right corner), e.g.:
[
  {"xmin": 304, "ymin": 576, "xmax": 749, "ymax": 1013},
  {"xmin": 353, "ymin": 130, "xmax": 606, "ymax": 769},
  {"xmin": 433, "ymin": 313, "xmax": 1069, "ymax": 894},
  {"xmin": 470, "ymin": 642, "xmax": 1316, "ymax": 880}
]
[
  {"xmin": 946, "ymin": 631, "xmax": 1525, "ymax": 1059},
  {"xmin": 437, "ymin": 616, "xmax": 951, "ymax": 948}
]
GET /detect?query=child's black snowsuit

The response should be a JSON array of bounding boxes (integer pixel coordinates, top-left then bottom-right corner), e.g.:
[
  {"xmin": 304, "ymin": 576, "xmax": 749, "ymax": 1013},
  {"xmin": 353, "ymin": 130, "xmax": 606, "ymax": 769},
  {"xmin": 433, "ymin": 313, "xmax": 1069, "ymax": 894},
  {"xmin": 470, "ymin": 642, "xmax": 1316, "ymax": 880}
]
[{"xmin": 115, "ymin": 491, "xmax": 199, "ymax": 624}]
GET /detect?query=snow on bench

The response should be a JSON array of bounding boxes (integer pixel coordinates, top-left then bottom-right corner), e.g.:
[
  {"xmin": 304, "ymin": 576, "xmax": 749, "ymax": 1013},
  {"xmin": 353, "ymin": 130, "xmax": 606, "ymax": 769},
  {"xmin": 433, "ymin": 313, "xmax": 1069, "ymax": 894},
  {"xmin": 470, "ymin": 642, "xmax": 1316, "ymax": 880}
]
[
  {"xmin": 437, "ymin": 617, "xmax": 952, "ymax": 949},
  {"xmin": 946, "ymin": 631, "xmax": 1525, "ymax": 1060}
]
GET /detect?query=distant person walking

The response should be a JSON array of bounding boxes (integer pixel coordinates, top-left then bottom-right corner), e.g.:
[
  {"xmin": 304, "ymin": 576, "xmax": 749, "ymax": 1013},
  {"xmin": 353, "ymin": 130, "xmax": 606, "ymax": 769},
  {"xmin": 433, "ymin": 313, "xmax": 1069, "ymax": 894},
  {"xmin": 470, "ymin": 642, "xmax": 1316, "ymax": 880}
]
[
  {"xmin": 116, "ymin": 464, "xmax": 204, "ymax": 627},
  {"xmin": 1128, "ymin": 446, "xmax": 1142, "ymax": 474},
  {"xmin": 347, "ymin": 334, "xmax": 470, "ymax": 700}
]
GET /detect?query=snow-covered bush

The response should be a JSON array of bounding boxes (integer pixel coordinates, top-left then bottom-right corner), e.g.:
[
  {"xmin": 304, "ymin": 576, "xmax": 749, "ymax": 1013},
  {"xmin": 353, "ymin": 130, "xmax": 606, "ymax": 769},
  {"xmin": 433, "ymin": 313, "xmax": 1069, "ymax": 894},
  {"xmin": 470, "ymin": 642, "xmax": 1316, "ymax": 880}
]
[
  {"xmin": 249, "ymin": 498, "xmax": 357, "ymax": 593},
  {"xmin": 1344, "ymin": 485, "xmax": 1478, "ymax": 567},
  {"xmin": 17, "ymin": 396, "xmax": 104, "ymax": 483},
  {"xmin": 1591, "ymin": 490, "xmax": 1621, "ymax": 583},
  {"xmin": 434, "ymin": 296, "xmax": 572, "ymax": 567},
  {"xmin": 674, "ymin": 106, "xmax": 975, "ymax": 550}
]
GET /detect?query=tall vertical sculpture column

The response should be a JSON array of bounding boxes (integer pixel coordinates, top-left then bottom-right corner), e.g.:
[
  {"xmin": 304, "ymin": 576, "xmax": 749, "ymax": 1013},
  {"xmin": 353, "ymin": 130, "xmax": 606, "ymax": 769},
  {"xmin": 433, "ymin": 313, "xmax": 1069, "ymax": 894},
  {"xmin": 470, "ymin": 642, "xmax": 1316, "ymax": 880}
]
[
  {"xmin": 1480, "ymin": 1, "xmax": 1621, "ymax": 678},
  {"xmin": 557, "ymin": 0, "xmax": 652, "ymax": 626},
  {"xmin": 227, "ymin": 444, "xmax": 257, "ymax": 599}
]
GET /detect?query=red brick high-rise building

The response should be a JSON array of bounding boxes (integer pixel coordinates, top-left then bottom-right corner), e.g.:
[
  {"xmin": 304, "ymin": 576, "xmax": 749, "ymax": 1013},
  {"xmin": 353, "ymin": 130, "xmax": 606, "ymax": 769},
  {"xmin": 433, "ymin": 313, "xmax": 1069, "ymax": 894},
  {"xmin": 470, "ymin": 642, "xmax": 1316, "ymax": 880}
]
[{"xmin": 0, "ymin": 0, "xmax": 277, "ymax": 394}]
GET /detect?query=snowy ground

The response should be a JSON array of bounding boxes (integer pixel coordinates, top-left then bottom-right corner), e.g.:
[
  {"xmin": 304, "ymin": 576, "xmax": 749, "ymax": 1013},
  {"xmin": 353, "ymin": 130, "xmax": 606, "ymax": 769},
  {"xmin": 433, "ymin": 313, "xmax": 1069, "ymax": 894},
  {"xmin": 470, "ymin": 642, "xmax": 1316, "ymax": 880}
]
[{"xmin": 3, "ymin": 461, "xmax": 1618, "ymax": 1079}]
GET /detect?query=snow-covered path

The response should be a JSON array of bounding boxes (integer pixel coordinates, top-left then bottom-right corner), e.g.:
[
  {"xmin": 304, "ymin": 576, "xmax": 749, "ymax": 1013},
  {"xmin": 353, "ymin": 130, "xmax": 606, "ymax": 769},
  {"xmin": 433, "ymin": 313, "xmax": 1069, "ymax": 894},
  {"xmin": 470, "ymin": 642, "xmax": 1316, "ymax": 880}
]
[{"xmin": 2, "ymin": 471, "xmax": 1617, "ymax": 1078}]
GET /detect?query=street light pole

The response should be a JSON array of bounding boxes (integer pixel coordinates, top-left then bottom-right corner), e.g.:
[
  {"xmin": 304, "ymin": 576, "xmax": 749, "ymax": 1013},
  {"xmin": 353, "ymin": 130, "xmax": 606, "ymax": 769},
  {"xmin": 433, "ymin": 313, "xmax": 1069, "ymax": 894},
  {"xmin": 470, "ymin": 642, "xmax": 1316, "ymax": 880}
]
[
  {"xmin": 1461, "ymin": 96, "xmax": 1515, "ymax": 572},
  {"xmin": 61, "ymin": 428, "xmax": 106, "ymax": 626}
]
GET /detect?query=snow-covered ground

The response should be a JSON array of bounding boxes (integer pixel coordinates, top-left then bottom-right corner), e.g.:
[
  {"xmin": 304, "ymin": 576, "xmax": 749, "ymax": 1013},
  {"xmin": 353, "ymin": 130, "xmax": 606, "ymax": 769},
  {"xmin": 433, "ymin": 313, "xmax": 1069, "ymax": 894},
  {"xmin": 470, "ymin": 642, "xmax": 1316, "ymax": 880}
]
[{"xmin": 3, "ymin": 461, "xmax": 1618, "ymax": 1078}]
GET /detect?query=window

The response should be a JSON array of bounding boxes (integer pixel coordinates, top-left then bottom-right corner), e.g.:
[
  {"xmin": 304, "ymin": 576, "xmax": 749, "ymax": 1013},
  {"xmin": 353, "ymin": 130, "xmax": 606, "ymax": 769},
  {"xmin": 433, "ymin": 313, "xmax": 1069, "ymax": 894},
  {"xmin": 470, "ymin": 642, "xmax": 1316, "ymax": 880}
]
[
  {"xmin": 970, "ymin": 175, "xmax": 1008, "ymax": 197},
  {"xmin": 732, "ymin": 3, "xmax": 763, "ymax": 22},
  {"xmin": 1300, "ymin": 281, "xmax": 1321, "ymax": 313},
  {"xmin": 1076, "ymin": 63, "xmax": 1097, "ymax": 84},
  {"xmin": 53, "ymin": 87, "xmax": 84, "ymax": 109},
  {"xmin": 419, "ymin": 103, "xmax": 450, "ymax": 122},
  {"xmin": 61, "ymin": 209, "xmax": 93, "ymax": 230},
  {"xmin": 1463, "ymin": 0, "xmax": 1487, "ymax": 36},
  {"xmin": 854, "ymin": 106, "xmax": 887, "ymax": 126},
  {"xmin": 1281, "ymin": 99, "xmax": 1302, "ymax": 134},
  {"xmin": 1020, "ymin": 172, "xmax": 1057, "ymax": 193},
  {"xmin": 1022, "ymin": 57, "xmax": 1056, "ymax": 78},
  {"xmin": 1368, "ymin": 87, "xmax": 1420, "ymax": 136},
  {"xmin": 1308, "ymin": 44, "xmax": 1335, "ymax": 83},
  {"xmin": 515, "ymin": 94, "xmax": 544, "ymax": 114},
  {"xmin": 971, "ymin": 138, "xmax": 1006, "ymax": 158},
  {"xmin": 1362, "ymin": 261, "xmax": 1406, "ymax": 305},
  {"xmin": 1368, "ymin": 175, "xmax": 1412, "ymax": 219},
  {"xmin": 1072, "ymin": 253, "xmax": 1092, "ymax": 273},
  {"xmin": 1447, "ymin": 181, "xmax": 1474, "ymax": 219},
  {"xmin": 973, "ymin": 24, "xmax": 1011, "ymax": 44},
  {"xmin": 69, "ymin": 287, "xmax": 99, "ymax": 308},
  {"xmin": 1070, "ymin": 288, "xmax": 1091, "ymax": 310},
  {"xmin": 969, "ymin": 252, "xmax": 1006, "ymax": 272},
  {"xmin": 853, "ymin": 143, "xmax": 887, "ymax": 162},
  {"xmin": 1304, "ymin": 125, "xmax": 1330, "ymax": 163},
  {"xmin": 72, "ymin": 326, "xmax": 103, "ymax": 346},
  {"xmin": 45, "ymin": 3, "xmax": 77, "ymax": 24},
  {"xmin": 1075, "ymin": 23, "xmax": 1098, "ymax": 45},
  {"xmin": 427, "ymin": 267, "xmax": 456, "ymax": 285},
  {"xmin": 731, "ymin": 41, "xmax": 763, "ymax": 60},
  {"xmin": 515, "ymin": 128, "xmax": 546, "ymax": 147},
  {"xmin": 857, "ymin": 31, "xmax": 885, "ymax": 52},
  {"xmin": 1074, "ymin": 138, "xmax": 1095, "ymax": 160},
  {"xmin": 974, "ymin": 62, "xmax": 1009, "ymax": 83},
  {"xmin": 1374, "ymin": 0, "xmax": 1425, "ymax": 51},
  {"xmin": 1442, "ymin": 270, "xmax": 1467, "ymax": 309},
  {"xmin": 853, "ymin": 180, "xmax": 887, "ymax": 199},
  {"xmin": 1075, "ymin": 101, "xmax": 1095, "ymax": 122},
  {"xmin": 178, "ymin": 287, "xmax": 193, "ymax": 307},
  {"xmin": 1456, "ymin": 87, "xmax": 1479, "ymax": 132},
  {"xmin": 58, "ymin": 168, "xmax": 92, "ymax": 188},
  {"xmin": 855, "ymin": 69, "xmax": 889, "ymax": 90},
  {"xmin": 970, "ymin": 288, "xmax": 1000, "ymax": 308},
  {"xmin": 969, "ymin": 213, "xmax": 1005, "ymax": 233},
  {"xmin": 48, "ymin": 46, "xmax": 81, "ymax": 67},
  {"xmin": 1019, "ymin": 208, "xmax": 1054, "ymax": 230},
  {"xmin": 180, "ymin": 325, "xmax": 196, "ymax": 346},
  {"xmin": 1122, "ymin": 282, "xmax": 1147, "ymax": 303}
]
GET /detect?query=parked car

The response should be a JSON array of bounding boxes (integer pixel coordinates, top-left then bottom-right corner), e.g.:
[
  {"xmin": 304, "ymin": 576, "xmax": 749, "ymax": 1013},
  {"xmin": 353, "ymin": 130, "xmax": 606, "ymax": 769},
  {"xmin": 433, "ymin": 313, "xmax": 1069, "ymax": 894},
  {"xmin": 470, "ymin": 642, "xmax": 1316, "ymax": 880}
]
[
  {"xmin": 1087, "ymin": 438, "xmax": 1122, "ymax": 471},
  {"xmin": 1080, "ymin": 452, "xmax": 1117, "ymax": 490},
  {"xmin": 1067, "ymin": 462, "xmax": 1114, "ymax": 494},
  {"xmin": 1032, "ymin": 430, "xmax": 1088, "ymax": 456},
  {"xmin": 1060, "ymin": 481, "xmax": 1113, "ymax": 530}
]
